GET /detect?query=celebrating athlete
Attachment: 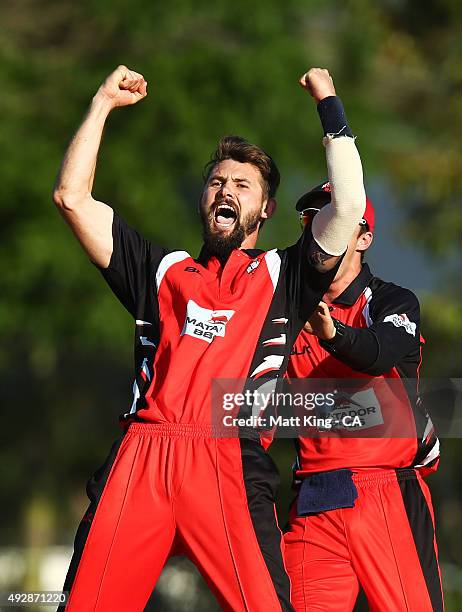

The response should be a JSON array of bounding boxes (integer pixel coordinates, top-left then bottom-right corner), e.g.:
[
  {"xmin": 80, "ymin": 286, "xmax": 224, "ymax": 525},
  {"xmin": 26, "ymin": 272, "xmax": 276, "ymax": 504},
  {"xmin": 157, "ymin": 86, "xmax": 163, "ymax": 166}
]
[
  {"xmin": 53, "ymin": 65, "xmax": 365, "ymax": 611},
  {"xmin": 284, "ymin": 184, "xmax": 443, "ymax": 610}
]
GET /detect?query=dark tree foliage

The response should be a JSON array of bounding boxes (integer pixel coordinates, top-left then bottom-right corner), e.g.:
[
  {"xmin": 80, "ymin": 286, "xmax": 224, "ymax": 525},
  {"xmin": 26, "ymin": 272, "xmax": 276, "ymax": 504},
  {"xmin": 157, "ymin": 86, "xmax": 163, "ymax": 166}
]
[{"xmin": 1, "ymin": 0, "xmax": 461, "ymax": 608}]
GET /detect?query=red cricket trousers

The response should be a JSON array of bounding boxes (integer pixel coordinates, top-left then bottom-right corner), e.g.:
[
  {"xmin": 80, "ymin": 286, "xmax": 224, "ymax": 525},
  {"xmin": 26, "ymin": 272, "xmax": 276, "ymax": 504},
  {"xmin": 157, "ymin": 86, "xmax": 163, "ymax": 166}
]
[
  {"xmin": 284, "ymin": 469, "xmax": 444, "ymax": 611},
  {"xmin": 61, "ymin": 423, "xmax": 293, "ymax": 611}
]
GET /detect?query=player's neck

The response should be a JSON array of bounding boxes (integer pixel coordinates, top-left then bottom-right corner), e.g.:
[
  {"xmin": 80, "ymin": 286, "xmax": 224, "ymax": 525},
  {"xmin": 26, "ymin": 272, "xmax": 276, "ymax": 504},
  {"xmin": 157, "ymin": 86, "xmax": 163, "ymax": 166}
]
[
  {"xmin": 324, "ymin": 259, "xmax": 363, "ymax": 303},
  {"xmin": 239, "ymin": 228, "xmax": 259, "ymax": 250}
]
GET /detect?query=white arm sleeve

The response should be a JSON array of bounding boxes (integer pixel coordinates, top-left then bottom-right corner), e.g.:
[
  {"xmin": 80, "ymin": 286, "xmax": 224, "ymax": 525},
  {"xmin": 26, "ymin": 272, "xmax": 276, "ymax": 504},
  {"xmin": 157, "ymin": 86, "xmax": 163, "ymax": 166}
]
[{"xmin": 311, "ymin": 135, "xmax": 366, "ymax": 256}]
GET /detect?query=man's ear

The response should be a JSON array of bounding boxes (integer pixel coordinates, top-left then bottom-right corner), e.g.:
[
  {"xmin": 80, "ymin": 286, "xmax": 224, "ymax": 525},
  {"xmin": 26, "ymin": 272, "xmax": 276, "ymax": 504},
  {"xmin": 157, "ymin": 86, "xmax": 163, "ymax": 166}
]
[
  {"xmin": 261, "ymin": 198, "xmax": 277, "ymax": 220},
  {"xmin": 357, "ymin": 231, "xmax": 373, "ymax": 253}
]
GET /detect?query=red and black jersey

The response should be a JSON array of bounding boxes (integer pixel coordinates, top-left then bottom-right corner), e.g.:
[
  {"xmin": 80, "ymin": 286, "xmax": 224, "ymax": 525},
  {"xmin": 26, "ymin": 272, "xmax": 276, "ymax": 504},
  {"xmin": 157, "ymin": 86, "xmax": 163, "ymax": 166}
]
[
  {"xmin": 100, "ymin": 212, "xmax": 339, "ymax": 427},
  {"xmin": 288, "ymin": 263, "xmax": 440, "ymax": 475}
]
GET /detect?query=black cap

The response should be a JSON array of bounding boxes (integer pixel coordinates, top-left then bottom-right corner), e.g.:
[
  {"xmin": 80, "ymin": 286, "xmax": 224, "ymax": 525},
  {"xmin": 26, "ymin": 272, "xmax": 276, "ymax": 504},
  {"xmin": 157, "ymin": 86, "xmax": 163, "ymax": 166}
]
[{"xmin": 295, "ymin": 181, "xmax": 332, "ymax": 212}]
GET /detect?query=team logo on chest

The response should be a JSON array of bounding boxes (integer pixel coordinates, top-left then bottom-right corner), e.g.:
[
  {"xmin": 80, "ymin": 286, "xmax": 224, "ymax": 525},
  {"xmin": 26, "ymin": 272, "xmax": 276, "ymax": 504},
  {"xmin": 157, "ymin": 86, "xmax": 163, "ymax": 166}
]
[
  {"xmin": 181, "ymin": 300, "xmax": 235, "ymax": 344},
  {"xmin": 246, "ymin": 259, "xmax": 261, "ymax": 274}
]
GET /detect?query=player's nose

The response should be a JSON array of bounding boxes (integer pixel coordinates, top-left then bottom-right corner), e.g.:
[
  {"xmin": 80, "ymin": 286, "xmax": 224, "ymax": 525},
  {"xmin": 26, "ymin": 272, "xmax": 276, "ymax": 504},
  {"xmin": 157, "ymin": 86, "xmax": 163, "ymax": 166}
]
[{"xmin": 217, "ymin": 182, "xmax": 235, "ymax": 202}]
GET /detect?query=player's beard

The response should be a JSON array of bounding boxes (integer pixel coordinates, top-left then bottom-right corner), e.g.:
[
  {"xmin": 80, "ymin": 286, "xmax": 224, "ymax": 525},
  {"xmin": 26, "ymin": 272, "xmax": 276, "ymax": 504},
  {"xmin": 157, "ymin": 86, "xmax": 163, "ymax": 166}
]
[{"xmin": 201, "ymin": 208, "xmax": 261, "ymax": 264}]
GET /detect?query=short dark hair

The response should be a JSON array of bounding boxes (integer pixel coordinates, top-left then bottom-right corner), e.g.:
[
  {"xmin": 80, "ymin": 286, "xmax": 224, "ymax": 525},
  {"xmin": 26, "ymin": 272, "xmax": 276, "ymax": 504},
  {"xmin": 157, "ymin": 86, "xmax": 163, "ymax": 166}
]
[{"xmin": 203, "ymin": 136, "xmax": 280, "ymax": 199}]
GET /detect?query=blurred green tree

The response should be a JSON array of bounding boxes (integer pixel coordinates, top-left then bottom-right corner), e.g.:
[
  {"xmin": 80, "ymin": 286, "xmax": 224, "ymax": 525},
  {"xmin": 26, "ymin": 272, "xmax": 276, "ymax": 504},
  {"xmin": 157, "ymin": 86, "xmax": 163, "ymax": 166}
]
[{"xmin": 1, "ymin": 0, "xmax": 461, "ymax": 608}]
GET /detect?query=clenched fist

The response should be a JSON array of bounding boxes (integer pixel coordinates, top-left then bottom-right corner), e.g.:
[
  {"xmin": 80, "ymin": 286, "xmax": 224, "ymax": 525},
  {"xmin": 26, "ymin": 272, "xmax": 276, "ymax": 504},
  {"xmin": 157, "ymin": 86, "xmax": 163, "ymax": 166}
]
[
  {"xmin": 299, "ymin": 68, "xmax": 336, "ymax": 104},
  {"xmin": 304, "ymin": 301, "xmax": 336, "ymax": 340},
  {"xmin": 95, "ymin": 65, "xmax": 148, "ymax": 109}
]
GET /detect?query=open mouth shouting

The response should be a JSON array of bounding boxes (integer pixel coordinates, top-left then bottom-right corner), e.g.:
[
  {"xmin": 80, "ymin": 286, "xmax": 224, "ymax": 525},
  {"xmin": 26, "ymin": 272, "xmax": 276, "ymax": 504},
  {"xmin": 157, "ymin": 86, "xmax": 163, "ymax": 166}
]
[{"xmin": 214, "ymin": 202, "xmax": 238, "ymax": 229}]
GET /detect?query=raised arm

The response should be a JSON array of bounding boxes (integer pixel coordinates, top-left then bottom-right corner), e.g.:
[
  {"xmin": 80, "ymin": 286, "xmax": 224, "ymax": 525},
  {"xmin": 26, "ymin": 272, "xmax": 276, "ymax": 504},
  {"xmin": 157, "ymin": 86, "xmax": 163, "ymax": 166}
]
[
  {"xmin": 300, "ymin": 68, "xmax": 366, "ymax": 272},
  {"xmin": 52, "ymin": 65, "xmax": 147, "ymax": 268}
]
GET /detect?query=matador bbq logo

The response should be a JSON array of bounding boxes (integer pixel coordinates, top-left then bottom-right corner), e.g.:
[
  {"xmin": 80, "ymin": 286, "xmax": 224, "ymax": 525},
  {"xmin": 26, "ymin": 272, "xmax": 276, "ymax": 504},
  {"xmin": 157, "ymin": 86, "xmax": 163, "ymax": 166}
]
[
  {"xmin": 181, "ymin": 300, "xmax": 235, "ymax": 344},
  {"xmin": 321, "ymin": 388, "xmax": 384, "ymax": 430}
]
